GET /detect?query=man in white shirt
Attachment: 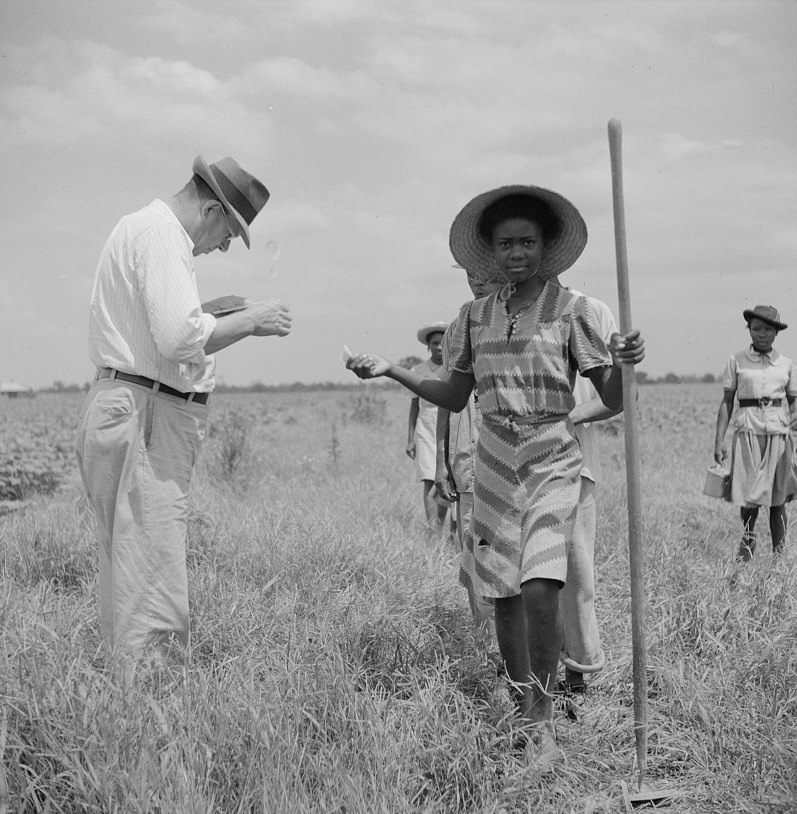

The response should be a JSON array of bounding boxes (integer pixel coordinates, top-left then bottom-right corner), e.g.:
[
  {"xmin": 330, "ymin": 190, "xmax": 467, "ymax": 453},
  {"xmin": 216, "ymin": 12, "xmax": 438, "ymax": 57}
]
[{"xmin": 76, "ymin": 155, "xmax": 292, "ymax": 675}]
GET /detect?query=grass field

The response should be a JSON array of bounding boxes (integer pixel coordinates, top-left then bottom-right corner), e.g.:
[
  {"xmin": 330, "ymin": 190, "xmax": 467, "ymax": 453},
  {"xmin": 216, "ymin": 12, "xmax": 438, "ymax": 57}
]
[{"xmin": 1, "ymin": 383, "xmax": 795, "ymax": 813}]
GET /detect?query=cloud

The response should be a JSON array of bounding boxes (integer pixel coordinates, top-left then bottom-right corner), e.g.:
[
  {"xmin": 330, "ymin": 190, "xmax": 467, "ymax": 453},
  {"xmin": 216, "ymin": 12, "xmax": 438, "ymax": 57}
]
[
  {"xmin": 659, "ymin": 132, "xmax": 743, "ymax": 161},
  {"xmin": 142, "ymin": 0, "xmax": 254, "ymax": 46},
  {"xmin": 236, "ymin": 57, "xmax": 379, "ymax": 105},
  {"xmin": 2, "ymin": 0, "xmax": 796, "ymax": 388},
  {"xmin": 0, "ymin": 38, "xmax": 274, "ymax": 158},
  {"xmin": 712, "ymin": 29, "xmax": 763, "ymax": 59}
]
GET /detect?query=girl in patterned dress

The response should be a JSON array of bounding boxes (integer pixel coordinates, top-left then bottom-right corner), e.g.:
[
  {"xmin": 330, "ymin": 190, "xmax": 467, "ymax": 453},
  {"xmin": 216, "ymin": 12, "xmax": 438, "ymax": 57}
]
[
  {"xmin": 347, "ymin": 185, "xmax": 645, "ymax": 762},
  {"xmin": 713, "ymin": 305, "xmax": 797, "ymax": 560}
]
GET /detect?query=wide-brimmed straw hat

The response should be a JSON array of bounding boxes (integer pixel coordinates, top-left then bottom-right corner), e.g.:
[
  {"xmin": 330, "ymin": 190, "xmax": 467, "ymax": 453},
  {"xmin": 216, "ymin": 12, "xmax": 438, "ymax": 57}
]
[
  {"xmin": 192, "ymin": 155, "xmax": 270, "ymax": 249},
  {"xmin": 417, "ymin": 321, "xmax": 448, "ymax": 345},
  {"xmin": 448, "ymin": 185, "xmax": 587, "ymax": 282},
  {"xmin": 743, "ymin": 304, "xmax": 787, "ymax": 331}
]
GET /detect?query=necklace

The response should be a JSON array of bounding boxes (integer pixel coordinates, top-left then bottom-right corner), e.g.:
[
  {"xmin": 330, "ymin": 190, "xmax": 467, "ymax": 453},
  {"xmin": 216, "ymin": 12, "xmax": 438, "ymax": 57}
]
[{"xmin": 501, "ymin": 284, "xmax": 538, "ymax": 340}]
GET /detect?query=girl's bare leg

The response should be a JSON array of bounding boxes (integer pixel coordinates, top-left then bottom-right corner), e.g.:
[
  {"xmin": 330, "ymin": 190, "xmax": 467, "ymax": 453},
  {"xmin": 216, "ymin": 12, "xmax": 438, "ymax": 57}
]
[
  {"xmin": 770, "ymin": 504, "xmax": 787, "ymax": 553},
  {"xmin": 493, "ymin": 594, "xmax": 532, "ymax": 714},
  {"xmin": 521, "ymin": 578, "xmax": 563, "ymax": 725},
  {"xmin": 494, "ymin": 579, "xmax": 563, "ymax": 723},
  {"xmin": 421, "ymin": 480, "xmax": 447, "ymax": 535},
  {"xmin": 739, "ymin": 506, "xmax": 759, "ymax": 561}
]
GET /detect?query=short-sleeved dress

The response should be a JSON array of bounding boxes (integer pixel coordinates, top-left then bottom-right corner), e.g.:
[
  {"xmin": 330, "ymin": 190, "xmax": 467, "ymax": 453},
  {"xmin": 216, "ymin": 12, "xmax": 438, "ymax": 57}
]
[
  {"xmin": 410, "ymin": 358, "xmax": 444, "ymax": 481},
  {"xmin": 722, "ymin": 347, "xmax": 797, "ymax": 507},
  {"xmin": 446, "ymin": 280, "xmax": 612, "ymax": 598}
]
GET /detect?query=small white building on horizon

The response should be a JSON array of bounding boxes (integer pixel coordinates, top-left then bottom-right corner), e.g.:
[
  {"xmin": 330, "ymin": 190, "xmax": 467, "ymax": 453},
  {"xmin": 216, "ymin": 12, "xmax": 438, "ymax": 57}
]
[{"xmin": 0, "ymin": 381, "xmax": 35, "ymax": 398}]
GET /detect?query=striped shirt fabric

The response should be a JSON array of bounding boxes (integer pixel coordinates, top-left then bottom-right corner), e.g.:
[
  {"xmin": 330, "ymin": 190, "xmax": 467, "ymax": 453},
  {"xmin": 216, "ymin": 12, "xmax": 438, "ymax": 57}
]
[
  {"xmin": 446, "ymin": 281, "xmax": 612, "ymax": 420},
  {"xmin": 87, "ymin": 199, "xmax": 217, "ymax": 392}
]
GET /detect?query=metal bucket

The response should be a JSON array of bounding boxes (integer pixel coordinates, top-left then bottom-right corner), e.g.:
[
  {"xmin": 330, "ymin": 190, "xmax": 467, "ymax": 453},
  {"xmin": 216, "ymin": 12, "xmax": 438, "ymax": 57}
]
[{"xmin": 703, "ymin": 464, "xmax": 730, "ymax": 499}]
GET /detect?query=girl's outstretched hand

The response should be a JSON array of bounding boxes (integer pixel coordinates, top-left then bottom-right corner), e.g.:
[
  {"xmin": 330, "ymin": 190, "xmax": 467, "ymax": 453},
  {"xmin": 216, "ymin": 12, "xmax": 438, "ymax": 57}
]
[
  {"xmin": 609, "ymin": 329, "xmax": 645, "ymax": 366},
  {"xmin": 346, "ymin": 353, "xmax": 391, "ymax": 379}
]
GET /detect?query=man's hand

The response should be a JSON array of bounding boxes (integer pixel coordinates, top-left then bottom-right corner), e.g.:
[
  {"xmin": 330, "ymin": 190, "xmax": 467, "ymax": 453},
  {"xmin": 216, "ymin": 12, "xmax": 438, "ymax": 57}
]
[
  {"xmin": 405, "ymin": 441, "xmax": 416, "ymax": 459},
  {"xmin": 247, "ymin": 300, "xmax": 292, "ymax": 337}
]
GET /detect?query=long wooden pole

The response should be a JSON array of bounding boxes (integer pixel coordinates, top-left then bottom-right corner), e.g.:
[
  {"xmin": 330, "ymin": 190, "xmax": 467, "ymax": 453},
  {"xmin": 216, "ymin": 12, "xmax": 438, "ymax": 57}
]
[{"xmin": 608, "ymin": 118, "xmax": 648, "ymax": 791}]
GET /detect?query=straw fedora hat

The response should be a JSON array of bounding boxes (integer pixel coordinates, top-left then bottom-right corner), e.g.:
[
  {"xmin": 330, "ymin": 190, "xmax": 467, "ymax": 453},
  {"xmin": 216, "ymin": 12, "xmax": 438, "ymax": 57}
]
[
  {"xmin": 417, "ymin": 321, "xmax": 448, "ymax": 345},
  {"xmin": 192, "ymin": 155, "xmax": 270, "ymax": 249},
  {"xmin": 448, "ymin": 185, "xmax": 587, "ymax": 282},
  {"xmin": 743, "ymin": 305, "xmax": 787, "ymax": 331}
]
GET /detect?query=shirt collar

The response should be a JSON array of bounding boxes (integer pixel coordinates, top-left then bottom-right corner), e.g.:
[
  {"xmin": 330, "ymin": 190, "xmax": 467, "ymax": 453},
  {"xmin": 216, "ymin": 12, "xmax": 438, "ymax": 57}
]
[
  {"xmin": 744, "ymin": 344, "xmax": 780, "ymax": 364},
  {"xmin": 498, "ymin": 278, "xmax": 551, "ymax": 303},
  {"xmin": 153, "ymin": 198, "xmax": 194, "ymax": 252}
]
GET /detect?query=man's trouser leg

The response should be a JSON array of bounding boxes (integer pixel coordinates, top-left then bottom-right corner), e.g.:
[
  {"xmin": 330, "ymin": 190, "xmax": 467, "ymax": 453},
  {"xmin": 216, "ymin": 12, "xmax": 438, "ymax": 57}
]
[
  {"xmin": 457, "ymin": 492, "xmax": 495, "ymax": 633},
  {"xmin": 560, "ymin": 477, "xmax": 605, "ymax": 673},
  {"xmin": 76, "ymin": 382, "xmax": 206, "ymax": 664}
]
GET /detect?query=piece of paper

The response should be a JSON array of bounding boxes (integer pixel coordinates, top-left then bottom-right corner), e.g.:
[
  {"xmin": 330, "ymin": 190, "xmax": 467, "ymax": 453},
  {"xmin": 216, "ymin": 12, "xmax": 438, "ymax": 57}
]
[{"xmin": 341, "ymin": 344, "xmax": 353, "ymax": 365}]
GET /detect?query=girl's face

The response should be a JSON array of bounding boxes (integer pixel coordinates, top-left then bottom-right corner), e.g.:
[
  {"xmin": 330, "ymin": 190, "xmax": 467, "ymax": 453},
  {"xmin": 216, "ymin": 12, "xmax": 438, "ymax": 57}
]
[
  {"xmin": 490, "ymin": 217, "xmax": 545, "ymax": 285},
  {"xmin": 748, "ymin": 318, "xmax": 778, "ymax": 353}
]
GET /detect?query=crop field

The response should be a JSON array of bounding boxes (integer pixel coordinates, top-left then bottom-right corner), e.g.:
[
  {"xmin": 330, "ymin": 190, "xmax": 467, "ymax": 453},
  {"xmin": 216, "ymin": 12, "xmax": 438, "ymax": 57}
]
[{"xmin": 1, "ymin": 383, "xmax": 795, "ymax": 812}]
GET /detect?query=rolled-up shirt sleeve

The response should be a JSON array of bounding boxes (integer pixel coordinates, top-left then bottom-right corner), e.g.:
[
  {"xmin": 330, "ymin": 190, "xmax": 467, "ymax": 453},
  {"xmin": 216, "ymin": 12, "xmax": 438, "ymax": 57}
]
[
  {"xmin": 722, "ymin": 356, "xmax": 737, "ymax": 392},
  {"xmin": 135, "ymin": 223, "xmax": 215, "ymax": 365},
  {"xmin": 788, "ymin": 360, "xmax": 797, "ymax": 399},
  {"xmin": 570, "ymin": 295, "xmax": 612, "ymax": 375}
]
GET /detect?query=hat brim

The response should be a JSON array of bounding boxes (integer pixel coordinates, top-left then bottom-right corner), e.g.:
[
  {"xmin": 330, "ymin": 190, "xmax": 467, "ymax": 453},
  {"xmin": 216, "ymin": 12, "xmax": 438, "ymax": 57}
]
[
  {"xmin": 193, "ymin": 155, "xmax": 250, "ymax": 248},
  {"xmin": 448, "ymin": 185, "xmax": 587, "ymax": 282},
  {"xmin": 743, "ymin": 309, "xmax": 787, "ymax": 330},
  {"xmin": 417, "ymin": 322, "xmax": 448, "ymax": 345}
]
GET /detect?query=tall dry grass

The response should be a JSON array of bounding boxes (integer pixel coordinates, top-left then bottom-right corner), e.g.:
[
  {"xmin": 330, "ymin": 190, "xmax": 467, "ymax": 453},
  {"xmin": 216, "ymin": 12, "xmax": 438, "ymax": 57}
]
[{"xmin": 1, "ymin": 383, "xmax": 795, "ymax": 812}]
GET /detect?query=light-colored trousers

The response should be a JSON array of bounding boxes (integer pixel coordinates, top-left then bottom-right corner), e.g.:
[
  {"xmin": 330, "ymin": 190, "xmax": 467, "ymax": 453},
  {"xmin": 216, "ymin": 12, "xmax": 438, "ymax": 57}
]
[
  {"xmin": 75, "ymin": 379, "xmax": 207, "ymax": 663},
  {"xmin": 456, "ymin": 492, "xmax": 495, "ymax": 633},
  {"xmin": 559, "ymin": 478, "xmax": 605, "ymax": 673}
]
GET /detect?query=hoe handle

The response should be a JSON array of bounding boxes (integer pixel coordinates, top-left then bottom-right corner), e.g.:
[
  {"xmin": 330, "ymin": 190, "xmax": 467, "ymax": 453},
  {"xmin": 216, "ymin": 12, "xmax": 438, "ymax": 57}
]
[{"xmin": 608, "ymin": 117, "xmax": 648, "ymax": 790}]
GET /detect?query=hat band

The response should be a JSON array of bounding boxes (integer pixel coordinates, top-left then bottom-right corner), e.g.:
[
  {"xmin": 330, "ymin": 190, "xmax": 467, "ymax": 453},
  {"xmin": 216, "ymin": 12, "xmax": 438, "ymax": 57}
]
[{"xmin": 213, "ymin": 168, "xmax": 257, "ymax": 225}]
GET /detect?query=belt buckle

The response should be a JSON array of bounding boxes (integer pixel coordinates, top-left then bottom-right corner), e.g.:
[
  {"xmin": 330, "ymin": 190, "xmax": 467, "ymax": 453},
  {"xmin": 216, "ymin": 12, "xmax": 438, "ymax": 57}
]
[{"xmin": 759, "ymin": 397, "xmax": 772, "ymax": 407}]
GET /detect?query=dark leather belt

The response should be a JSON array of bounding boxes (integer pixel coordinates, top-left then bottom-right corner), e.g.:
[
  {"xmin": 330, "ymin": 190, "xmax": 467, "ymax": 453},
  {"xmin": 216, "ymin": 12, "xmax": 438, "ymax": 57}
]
[
  {"xmin": 97, "ymin": 368, "xmax": 209, "ymax": 405},
  {"xmin": 738, "ymin": 397, "xmax": 781, "ymax": 408}
]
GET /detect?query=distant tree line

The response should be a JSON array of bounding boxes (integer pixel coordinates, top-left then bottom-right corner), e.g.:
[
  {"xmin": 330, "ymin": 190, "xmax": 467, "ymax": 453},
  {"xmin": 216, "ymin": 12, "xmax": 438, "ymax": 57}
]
[
  {"xmin": 636, "ymin": 371, "xmax": 717, "ymax": 385},
  {"xmin": 34, "ymin": 368, "xmax": 718, "ymax": 395}
]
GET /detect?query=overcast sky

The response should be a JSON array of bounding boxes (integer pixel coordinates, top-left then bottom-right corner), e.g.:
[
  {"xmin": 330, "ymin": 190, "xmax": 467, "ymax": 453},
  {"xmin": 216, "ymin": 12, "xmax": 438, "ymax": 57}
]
[{"xmin": 2, "ymin": 0, "xmax": 795, "ymax": 388}]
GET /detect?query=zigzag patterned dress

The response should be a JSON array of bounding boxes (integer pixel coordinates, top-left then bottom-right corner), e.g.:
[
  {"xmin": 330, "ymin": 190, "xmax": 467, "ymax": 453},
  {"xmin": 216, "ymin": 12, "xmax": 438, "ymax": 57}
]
[{"xmin": 446, "ymin": 281, "xmax": 612, "ymax": 598}]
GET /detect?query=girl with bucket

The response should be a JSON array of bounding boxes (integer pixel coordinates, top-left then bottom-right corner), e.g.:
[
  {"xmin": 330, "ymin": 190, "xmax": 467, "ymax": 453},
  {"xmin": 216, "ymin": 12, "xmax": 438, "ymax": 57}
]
[
  {"xmin": 713, "ymin": 305, "xmax": 797, "ymax": 560},
  {"xmin": 346, "ymin": 185, "xmax": 645, "ymax": 764}
]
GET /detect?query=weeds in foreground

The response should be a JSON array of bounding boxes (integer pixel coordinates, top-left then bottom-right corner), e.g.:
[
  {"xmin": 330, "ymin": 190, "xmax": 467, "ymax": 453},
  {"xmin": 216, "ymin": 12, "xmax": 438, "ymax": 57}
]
[{"xmin": 1, "ymin": 387, "xmax": 796, "ymax": 812}]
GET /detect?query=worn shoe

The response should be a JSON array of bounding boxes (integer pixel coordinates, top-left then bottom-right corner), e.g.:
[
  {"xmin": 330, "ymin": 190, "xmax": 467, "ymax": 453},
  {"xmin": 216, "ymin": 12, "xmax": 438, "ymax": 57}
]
[
  {"xmin": 553, "ymin": 679, "xmax": 587, "ymax": 721},
  {"xmin": 555, "ymin": 679, "xmax": 587, "ymax": 695}
]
